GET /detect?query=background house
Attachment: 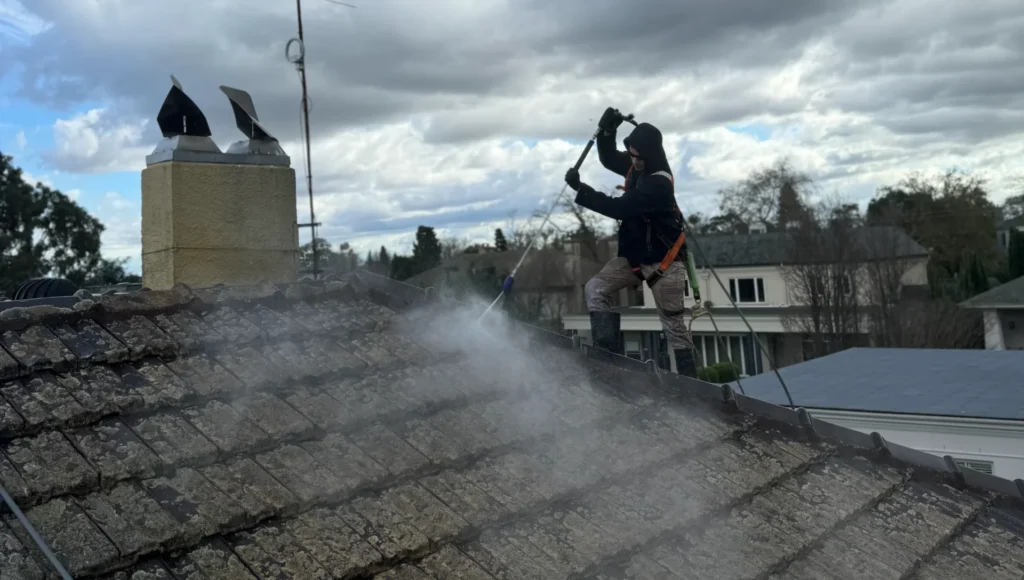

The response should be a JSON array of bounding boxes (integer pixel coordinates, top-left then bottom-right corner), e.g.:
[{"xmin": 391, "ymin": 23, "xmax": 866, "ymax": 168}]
[
  {"xmin": 961, "ymin": 275, "xmax": 1024, "ymax": 350},
  {"xmin": 996, "ymin": 214, "xmax": 1024, "ymax": 253},
  {"xmin": 731, "ymin": 347, "xmax": 1024, "ymax": 480},
  {"xmin": 562, "ymin": 226, "xmax": 930, "ymax": 375},
  {"xmin": 404, "ymin": 248, "xmax": 604, "ymax": 326}
]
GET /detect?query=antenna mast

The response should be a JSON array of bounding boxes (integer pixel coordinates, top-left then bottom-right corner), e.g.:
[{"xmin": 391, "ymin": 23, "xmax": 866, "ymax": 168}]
[{"xmin": 287, "ymin": 0, "xmax": 320, "ymax": 278}]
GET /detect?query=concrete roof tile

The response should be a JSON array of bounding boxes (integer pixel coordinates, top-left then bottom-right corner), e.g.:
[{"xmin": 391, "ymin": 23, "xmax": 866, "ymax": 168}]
[
  {"xmin": 0, "ymin": 276, "xmax": 1020, "ymax": 579},
  {"xmin": 1, "ymin": 324, "xmax": 77, "ymax": 372}
]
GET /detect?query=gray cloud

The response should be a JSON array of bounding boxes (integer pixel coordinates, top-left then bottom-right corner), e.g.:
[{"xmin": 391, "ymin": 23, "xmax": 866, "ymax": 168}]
[
  {"xmin": 8, "ymin": 0, "xmax": 1024, "ymax": 260},
  {"xmin": 9, "ymin": 0, "xmax": 900, "ymax": 145}
]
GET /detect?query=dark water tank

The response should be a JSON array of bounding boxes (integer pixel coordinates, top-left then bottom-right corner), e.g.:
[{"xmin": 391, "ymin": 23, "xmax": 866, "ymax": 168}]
[{"xmin": 12, "ymin": 277, "xmax": 80, "ymax": 300}]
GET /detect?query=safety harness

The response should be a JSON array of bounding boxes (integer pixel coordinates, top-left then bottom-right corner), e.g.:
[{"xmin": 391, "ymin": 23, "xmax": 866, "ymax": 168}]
[{"xmin": 618, "ymin": 167, "xmax": 688, "ymax": 288}]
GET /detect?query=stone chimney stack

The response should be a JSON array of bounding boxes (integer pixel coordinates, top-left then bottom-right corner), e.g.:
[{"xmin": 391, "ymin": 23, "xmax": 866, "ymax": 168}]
[{"xmin": 140, "ymin": 79, "xmax": 299, "ymax": 290}]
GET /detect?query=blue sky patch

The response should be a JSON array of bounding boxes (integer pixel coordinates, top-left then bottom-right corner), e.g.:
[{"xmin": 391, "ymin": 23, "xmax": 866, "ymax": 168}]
[{"xmin": 725, "ymin": 123, "xmax": 773, "ymax": 142}]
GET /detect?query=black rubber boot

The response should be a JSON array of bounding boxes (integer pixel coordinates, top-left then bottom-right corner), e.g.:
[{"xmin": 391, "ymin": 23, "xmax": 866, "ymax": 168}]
[
  {"xmin": 589, "ymin": 311, "xmax": 622, "ymax": 356},
  {"xmin": 674, "ymin": 348, "xmax": 698, "ymax": 378}
]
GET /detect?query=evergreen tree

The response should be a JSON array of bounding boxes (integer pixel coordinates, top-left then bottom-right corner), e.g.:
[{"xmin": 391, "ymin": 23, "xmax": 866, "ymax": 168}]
[
  {"xmin": 0, "ymin": 151, "xmax": 129, "ymax": 295},
  {"xmin": 494, "ymin": 228, "xmax": 509, "ymax": 252},
  {"xmin": 1008, "ymin": 229, "xmax": 1024, "ymax": 280},
  {"xmin": 412, "ymin": 226, "xmax": 442, "ymax": 272}
]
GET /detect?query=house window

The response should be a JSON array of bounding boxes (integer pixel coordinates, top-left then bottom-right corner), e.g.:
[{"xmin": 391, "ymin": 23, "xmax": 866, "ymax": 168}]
[
  {"xmin": 729, "ymin": 278, "xmax": 766, "ymax": 304},
  {"xmin": 624, "ymin": 333, "xmax": 643, "ymax": 361},
  {"xmin": 953, "ymin": 458, "xmax": 994, "ymax": 475},
  {"xmin": 693, "ymin": 333, "xmax": 764, "ymax": 376}
]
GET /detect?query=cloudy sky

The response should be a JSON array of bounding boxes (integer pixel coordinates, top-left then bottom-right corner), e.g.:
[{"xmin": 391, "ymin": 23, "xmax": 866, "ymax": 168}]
[{"xmin": 2, "ymin": 0, "xmax": 1023, "ymax": 273}]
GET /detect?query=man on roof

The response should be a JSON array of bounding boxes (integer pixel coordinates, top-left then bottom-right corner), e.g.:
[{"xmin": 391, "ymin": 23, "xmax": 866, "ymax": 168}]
[{"xmin": 564, "ymin": 107, "xmax": 697, "ymax": 377}]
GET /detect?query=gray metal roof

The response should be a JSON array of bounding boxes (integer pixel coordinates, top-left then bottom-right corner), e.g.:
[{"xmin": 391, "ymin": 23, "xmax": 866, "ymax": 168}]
[
  {"xmin": 733, "ymin": 347, "xmax": 1024, "ymax": 420},
  {"xmin": 961, "ymin": 275, "xmax": 1024, "ymax": 309},
  {"xmin": 691, "ymin": 226, "xmax": 928, "ymax": 268},
  {"xmin": 604, "ymin": 226, "xmax": 928, "ymax": 267}
]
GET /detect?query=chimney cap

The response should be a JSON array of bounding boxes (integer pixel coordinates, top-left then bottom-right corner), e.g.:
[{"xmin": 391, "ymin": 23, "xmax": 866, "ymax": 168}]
[{"xmin": 220, "ymin": 85, "xmax": 288, "ymax": 158}]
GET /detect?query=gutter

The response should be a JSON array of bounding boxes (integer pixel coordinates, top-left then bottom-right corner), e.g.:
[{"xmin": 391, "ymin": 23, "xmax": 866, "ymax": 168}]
[{"xmin": 803, "ymin": 408, "xmax": 1024, "ymax": 437}]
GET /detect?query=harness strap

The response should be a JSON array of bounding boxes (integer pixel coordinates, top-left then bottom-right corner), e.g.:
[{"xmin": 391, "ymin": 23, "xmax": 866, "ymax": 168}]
[{"xmin": 621, "ymin": 166, "xmax": 688, "ymax": 287}]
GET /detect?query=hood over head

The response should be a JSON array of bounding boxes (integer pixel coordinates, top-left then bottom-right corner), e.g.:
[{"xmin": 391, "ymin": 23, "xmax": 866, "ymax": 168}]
[{"xmin": 623, "ymin": 122, "xmax": 672, "ymax": 176}]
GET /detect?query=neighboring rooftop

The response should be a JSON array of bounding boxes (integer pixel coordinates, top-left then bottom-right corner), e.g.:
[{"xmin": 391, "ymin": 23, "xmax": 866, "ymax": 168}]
[
  {"xmin": 0, "ymin": 275, "xmax": 1021, "ymax": 579},
  {"xmin": 961, "ymin": 275, "xmax": 1024, "ymax": 309},
  {"xmin": 732, "ymin": 347, "xmax": 1024, "ymax": 421},
  {"xmin": 404, "ymin": 249, "xmax": 603, "ymax": 291},
  {"xmin": 602, "ymin": 226, "xmax": 928, "ymax": 268}
]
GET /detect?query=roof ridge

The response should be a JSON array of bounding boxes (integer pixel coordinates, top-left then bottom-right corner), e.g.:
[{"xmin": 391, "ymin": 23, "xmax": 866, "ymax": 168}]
[{"xmin": 0, "ymin": 279, "xmax": 365, "ymax": 334}]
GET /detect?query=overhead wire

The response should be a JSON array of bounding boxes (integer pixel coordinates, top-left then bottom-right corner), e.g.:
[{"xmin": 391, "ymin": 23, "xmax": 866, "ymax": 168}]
[{"xmin": 682, "ymin": 221, "xmax": 795, "ymax": 406}]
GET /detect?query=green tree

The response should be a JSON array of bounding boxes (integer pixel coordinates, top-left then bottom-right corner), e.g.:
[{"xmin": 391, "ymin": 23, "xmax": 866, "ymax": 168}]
[
  {"xmin": 299, "ymin": 238, "xmax": 340, "ymax": 272},
  {"xmin": 1, "ymin": 151, "xmax": 127, "ymax": 296},
  {"xmin": 867, "ymin": 169, "xmax": 998, "ymax": 296},
  {"xmin": 1008, "ymin": 229, "xmax": 1024, "ymax": 280},
  {"xmin": 412, "ymin": 225, "xmax": 442, "ymax": 273},
  {"xmin": 83, "ymin": 257, "xmax": 141, "ymax": 287},
  {"xmin": 390, "ymin": 255, "xmax": 416, "ymax": 281},
  {"xmin": 1003, "ymin": 193, "xmax": 1024, "ymax": 221},
  {"xmin": 717, "ymin": 158, "xmax": 814, "ymax": 230},
  {"xmin": 494, "ymin": 228, "xmax": 509, "ymax": 252}
]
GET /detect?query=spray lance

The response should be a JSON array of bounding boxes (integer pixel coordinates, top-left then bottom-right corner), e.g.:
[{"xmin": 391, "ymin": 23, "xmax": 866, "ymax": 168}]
[{"xmin": 477, "ymin": 110, "xmax": 638, "ymax": 321}]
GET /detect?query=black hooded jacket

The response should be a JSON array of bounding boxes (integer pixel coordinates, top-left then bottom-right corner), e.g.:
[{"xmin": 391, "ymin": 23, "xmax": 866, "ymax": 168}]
[{"xmin": 574, "ymin": 122, "xmax": 684, "ymax": 265}]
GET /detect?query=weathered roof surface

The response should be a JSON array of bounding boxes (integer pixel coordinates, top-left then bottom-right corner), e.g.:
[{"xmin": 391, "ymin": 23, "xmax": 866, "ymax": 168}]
[
  {"xmin": 732, "ymin": 347, "xmax": 1024, "ymax": 421},
  {"xmin": 0, "ymin": 274, "xmax": 1021, "ymax": 579},
  {"xmin": 961, "ymin": 275, "xmax": 1024, "ymax": 309}
]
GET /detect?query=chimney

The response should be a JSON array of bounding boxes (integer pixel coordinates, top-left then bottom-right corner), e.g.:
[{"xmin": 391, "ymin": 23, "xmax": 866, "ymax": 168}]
[{"xmin": 141, "ymin": 78, "xmax": 299, "ymax": 290}]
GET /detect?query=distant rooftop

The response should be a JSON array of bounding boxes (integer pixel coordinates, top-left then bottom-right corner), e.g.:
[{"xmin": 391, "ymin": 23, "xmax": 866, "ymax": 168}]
[
  {"xmin": 961, "ymin": 275, "xmax": 1024, "ymax": 309},
  {"xmin": 604, "ymin": 226, "xmax": 927, "ymax": 268},
  {"xmin": 733, "ymin": 347, "xmax": 1024, "ymax": 421}
]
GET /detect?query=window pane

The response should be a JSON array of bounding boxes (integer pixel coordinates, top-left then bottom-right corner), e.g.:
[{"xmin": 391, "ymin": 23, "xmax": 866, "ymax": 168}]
[
  {"xmin": 729, "ymin": 336, "xmax": 742, "ymax": 371},
  {"xmin": 729, "ymin": 279, "xmax": 737, "ymax": 301},
  {"xmin": 706, "ymin": 336, "xmax": 719, "ymax": 365},
  {"xmin": 738, "ymin": 279, "xmax": 756, "ymax": 302},
  {"xmin": 742, "ymin": 334, "xmax": 759, "ymax": 375},
  {"xmin": 756, "ymin": 278, "xmax": 765, "ymax": 302}
]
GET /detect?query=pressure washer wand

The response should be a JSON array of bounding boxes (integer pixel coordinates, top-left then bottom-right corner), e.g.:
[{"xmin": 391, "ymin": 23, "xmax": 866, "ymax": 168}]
[{"xmin": 477, "ymin": 114, "xmax": 637, "ymax": 321}]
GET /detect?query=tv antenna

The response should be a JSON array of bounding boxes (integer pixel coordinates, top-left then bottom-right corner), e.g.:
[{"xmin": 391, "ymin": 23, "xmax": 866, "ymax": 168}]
[{"xmin": 286, "ymin": 0, "xmax": 355, "ymax": 279}]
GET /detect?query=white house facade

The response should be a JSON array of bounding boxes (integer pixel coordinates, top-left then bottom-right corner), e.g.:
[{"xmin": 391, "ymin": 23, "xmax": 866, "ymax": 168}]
[
  {"xmin": 961, "ymin": 275, "xmax": 1024, "ymax": 350},
  {"xmin": 807, "ymin": 409, "xmax": 1024, "ymax": 481},
  {"xmin": 563, "ymin": 227, "xmax": 929, "ymax": 375}
]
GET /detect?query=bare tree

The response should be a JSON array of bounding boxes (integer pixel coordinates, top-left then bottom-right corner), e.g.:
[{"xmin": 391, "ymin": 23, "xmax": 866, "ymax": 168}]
[
  {"xmin": 784, "ymin": 195, "xmax": 984, "ymax": 354},
  {"xmin": 439, "ymin": 236, "xmax": 469, "ymax": 260},
  {"xmin": 718, "ymin": 158, "xmax": 816, "ymax": 230},
  {"xmin": 781, "ymin": 198, "xmax": 866, "ymax": 359},
  {"xmin": 862, "ymin": 205, "xmax": 983, "ymax": 348}
]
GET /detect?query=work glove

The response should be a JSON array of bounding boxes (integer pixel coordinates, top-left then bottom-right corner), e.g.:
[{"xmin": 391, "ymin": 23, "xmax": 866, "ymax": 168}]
[
  {"xmin": 598, "ymin": 107, "xmax": 624, "ymax": 133},
  {"xmin": 564, "ymin": 167, "xmax": 582, "ymax": 191}
]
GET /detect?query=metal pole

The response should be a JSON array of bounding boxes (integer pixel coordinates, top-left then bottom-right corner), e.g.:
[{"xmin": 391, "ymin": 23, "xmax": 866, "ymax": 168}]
[
  {"xmin": 0, "ymin": 485, "xmax": 72, "ymax": 579},
  {"xmin": 296, "ymin": 0, "xmax": 319, "ymax": 278}
]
